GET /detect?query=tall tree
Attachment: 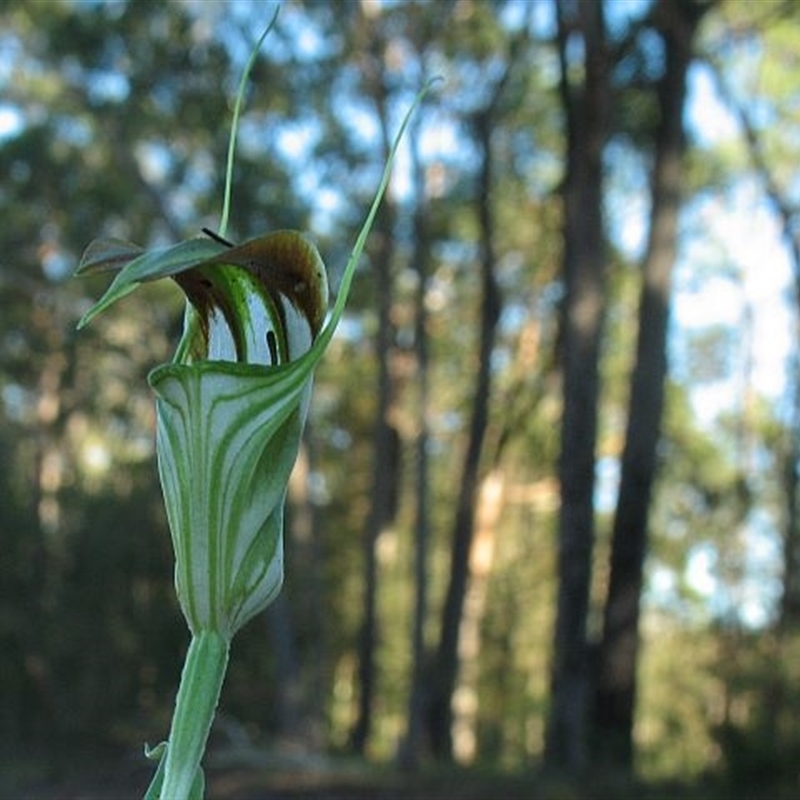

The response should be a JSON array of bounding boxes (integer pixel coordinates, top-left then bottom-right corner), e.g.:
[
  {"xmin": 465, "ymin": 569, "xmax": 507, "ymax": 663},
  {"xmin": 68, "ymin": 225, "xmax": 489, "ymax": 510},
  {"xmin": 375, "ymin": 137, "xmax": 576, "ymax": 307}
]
[
  {"xmin": 348, "ymin": 8, "xmax": 401, "ymax": 754},
  {"xmin": 426, "ymin": 104, "xmax": 502, "ymax": 760},
  {"xmin": 424, "ymin": 8, "xmax": 535, "ymax": 754},
  {"xmin": 399, "ymin": 109, "xmax": 434, "ymax": 771},
  {"xmin": 593, "ymin": 0, "xmax": 708, "ymax": 769},
  {"xmin": 544, "ymin": 0, "xmax": 611, "ymax": 773}
]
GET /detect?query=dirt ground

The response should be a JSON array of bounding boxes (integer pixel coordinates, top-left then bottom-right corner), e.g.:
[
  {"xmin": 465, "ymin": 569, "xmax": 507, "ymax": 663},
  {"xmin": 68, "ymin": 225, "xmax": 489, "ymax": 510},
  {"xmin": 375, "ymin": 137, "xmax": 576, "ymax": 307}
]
[
  {"xmin": 9, "ymin": 754, "xmax": 796, "ymax": 800},
  {"xmin": 13, "ymin": 763, "xmax": 538, "ymax": 800}
]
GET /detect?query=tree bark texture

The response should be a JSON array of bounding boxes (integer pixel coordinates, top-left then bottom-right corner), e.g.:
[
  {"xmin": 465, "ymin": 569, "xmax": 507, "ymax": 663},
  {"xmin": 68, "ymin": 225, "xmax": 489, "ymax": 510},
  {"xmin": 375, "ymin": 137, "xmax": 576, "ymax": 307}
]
[
  {"xmin": 399, "ymin": 115, "xmax": 433, "ymax": 771},
  {"xmin": 427, "ymin": 108, "xmax": 501, "ymax": 760},
  {"xmin": 594, "ymin": 0, "xmax": 704, "ymax": 769},
  {"xmin": 349, "ymin": 210, "xmax": 399, "ymax": 754},
  {"xmin": 348, "ymin": 10, "xmax": 407, "ymax": 753},
  {"xmin": 544, "ymin": 0, "xmax": 610, "ymax": 774}
]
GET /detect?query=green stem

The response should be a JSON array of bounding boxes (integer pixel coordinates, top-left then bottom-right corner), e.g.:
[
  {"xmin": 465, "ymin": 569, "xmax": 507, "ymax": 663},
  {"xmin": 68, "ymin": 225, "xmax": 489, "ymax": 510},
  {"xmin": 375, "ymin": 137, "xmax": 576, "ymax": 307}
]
[
  {"xmin": 160, "ymin": 630, "xmax": 230, "ymax": 800},
  {"xmin": 219, "ymin": 11, "xmax": 279, "ymax": 239}
]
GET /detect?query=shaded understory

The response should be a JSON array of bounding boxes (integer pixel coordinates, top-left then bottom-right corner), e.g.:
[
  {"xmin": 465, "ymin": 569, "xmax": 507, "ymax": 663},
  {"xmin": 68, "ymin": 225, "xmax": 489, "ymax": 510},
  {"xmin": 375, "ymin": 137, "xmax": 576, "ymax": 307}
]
[{"xmin": 7, "ymin": 751, "xmax": 798, "ymax": 800}]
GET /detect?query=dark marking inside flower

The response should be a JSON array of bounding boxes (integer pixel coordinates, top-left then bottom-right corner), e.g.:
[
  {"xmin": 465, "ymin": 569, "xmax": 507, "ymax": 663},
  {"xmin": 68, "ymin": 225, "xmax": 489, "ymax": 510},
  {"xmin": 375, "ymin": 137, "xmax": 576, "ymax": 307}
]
[
  {"xmin": 266, "ymin": 330, "xmax": 278, "ymax": 364},
  {"xmin": 188, "ymin": 231, "xmax": 328, "ymax": 340}
]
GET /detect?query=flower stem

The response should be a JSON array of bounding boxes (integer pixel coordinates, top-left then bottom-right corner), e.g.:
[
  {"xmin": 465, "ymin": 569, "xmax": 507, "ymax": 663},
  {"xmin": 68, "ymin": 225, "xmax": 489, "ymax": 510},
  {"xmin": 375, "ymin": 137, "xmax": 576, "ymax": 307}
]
[
  {"xmin": 160, "ymin": 630, "xmax": 230, "ymax": 800},
  {"xmin": 219, "ymin": 10, "xmax": 279, "ymax": 239}
]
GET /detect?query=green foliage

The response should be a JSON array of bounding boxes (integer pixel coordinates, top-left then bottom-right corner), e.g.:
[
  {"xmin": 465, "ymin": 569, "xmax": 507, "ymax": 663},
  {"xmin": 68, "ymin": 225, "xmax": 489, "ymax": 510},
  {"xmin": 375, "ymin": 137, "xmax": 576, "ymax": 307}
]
[{"xmin": 709, "ymin": 627, "xmax": 800, "ymax": 786}]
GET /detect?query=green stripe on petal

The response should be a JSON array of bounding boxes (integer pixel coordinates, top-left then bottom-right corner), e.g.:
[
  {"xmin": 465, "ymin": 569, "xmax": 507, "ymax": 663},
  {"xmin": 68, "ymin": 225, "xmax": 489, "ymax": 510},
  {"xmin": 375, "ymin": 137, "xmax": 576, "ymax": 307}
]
[{"xmin": 149, "ymin": 359, "xmax": 312, "ymax": 637}]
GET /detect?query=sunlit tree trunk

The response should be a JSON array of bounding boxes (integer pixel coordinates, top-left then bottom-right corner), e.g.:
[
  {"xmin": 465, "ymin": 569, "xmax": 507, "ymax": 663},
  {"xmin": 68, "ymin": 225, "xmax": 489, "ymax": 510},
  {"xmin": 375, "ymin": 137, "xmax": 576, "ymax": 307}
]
[
  {"xmin": 594, "ymin": 0, "xmax": 704, "ymax": 770},
  {"xmin": 544, "ymin": 0, "xmax": 610, "ymax": 774},
  {"xmin": 450, "ymin": 467, "xmax": 505, "ymax": 762}
]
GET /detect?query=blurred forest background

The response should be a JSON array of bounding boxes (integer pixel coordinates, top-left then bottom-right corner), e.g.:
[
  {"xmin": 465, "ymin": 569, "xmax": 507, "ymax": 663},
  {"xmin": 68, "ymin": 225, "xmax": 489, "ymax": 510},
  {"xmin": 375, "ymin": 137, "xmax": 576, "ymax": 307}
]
[{"xmin": 2, "ymin": 0, "xmax": 800, "ymax": 796}]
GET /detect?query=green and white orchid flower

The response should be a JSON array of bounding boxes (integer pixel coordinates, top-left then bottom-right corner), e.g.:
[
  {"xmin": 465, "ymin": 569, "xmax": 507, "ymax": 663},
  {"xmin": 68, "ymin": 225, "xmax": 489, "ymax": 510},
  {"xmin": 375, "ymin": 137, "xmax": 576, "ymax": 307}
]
[
  {"xmin": 78, "ymin": 238, "xmax": 335, "ymax": 800},
  {"xmin": 75, "ymin": 15, "xmax": 436, "ymax": 799},
  {"xmin": 79, "ymin": 230, "xmax": 328, "ymax": 643}
]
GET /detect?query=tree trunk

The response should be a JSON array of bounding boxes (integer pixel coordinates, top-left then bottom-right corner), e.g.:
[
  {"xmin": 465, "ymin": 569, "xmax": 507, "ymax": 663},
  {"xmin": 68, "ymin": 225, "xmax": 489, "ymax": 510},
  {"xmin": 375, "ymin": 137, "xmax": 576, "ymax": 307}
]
[
  {"xmin": 427, "ymin": 108, "xmax": 501, "ymax": 760},
  {"xmin": 348, "ymin": 13, "xmax": 402, "ymax": 753},
  {"xmin": 349, "ymin": 209, "xmax": 399, "ymax": 754},
  {"xmin": 265, "ymin": 592, "xmax": 302, "ymax": 738},
  {"xmin": 266, "ymin": 435, "xmax": 326, "ymax": 747},
  {"xmin": 450, "ymin": 467, "xmax": 505, "ymax": 762},
  {"xmin": 593, "ymin": 0, "xmax": 703, "ymax": 769},
  {"xmin": 399, "ymin": 116, "xmax": 433, "ymax": 771},
  {"xmin": 544, "ymin": 0, "xmax": 610, "ymax": 774}
]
